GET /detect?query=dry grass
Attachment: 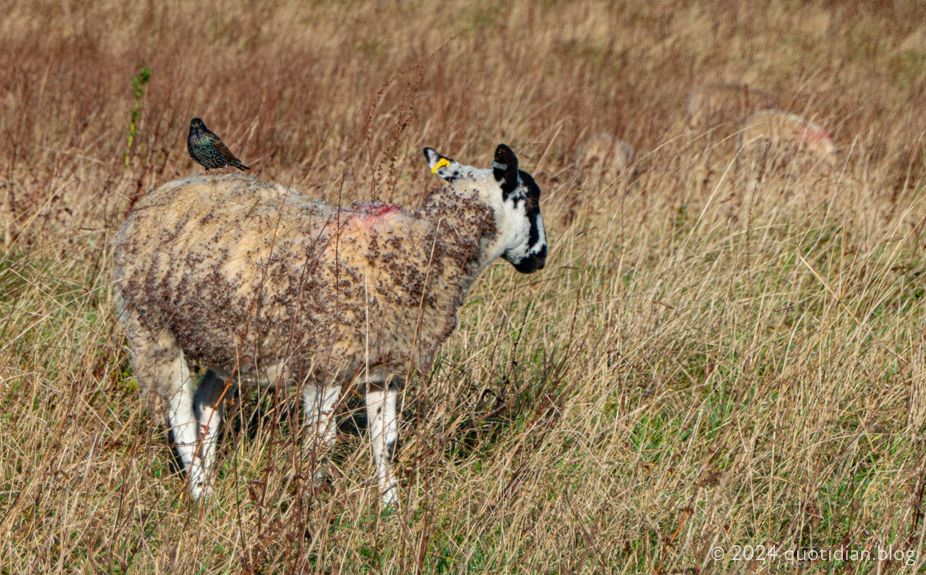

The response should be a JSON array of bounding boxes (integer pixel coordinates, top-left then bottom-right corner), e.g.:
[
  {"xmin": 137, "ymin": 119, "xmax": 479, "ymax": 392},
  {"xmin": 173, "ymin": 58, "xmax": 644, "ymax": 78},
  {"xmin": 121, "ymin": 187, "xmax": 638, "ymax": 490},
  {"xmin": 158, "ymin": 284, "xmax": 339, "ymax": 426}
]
[{"xmin": 3, "ymin": 0, "xmax": 926, "ymax": 572}]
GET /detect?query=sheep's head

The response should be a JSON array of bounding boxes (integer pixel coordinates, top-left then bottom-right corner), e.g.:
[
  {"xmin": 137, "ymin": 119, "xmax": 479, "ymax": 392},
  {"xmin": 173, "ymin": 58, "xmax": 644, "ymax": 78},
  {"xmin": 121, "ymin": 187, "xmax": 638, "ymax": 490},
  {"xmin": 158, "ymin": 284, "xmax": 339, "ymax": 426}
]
[{"xmin": 424, "ymin": 144, "xmax": 547, "ymax": 274}]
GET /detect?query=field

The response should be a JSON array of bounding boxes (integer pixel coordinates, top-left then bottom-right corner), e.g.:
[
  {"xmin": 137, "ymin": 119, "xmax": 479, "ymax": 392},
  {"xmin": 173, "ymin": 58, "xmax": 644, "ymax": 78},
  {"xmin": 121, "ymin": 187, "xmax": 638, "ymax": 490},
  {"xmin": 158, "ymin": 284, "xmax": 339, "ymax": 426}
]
[{"xmin": 3, "ymin": 0, "xmax": 926, "ymax": 572}]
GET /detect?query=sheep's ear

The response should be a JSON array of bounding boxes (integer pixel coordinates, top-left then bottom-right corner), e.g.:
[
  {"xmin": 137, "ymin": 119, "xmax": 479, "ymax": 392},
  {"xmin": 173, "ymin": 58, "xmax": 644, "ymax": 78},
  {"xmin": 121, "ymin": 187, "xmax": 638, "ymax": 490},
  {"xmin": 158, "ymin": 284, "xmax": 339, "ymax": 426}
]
[
  {"xmin": 493, "ymin": 144, "xmax": 519, "ymax": 197},
  {"xmin": 424, "ymin": 147, "xmax": 459, "ymax": 180}
]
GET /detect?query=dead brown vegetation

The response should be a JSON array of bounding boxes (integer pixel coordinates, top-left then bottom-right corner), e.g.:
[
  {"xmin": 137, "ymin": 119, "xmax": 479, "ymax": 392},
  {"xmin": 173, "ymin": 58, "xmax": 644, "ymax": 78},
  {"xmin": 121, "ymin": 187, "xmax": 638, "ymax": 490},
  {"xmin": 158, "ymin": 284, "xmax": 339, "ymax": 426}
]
[{"xmin": 3, "ymin": 0, "xmax": 926, "ymax": 573}]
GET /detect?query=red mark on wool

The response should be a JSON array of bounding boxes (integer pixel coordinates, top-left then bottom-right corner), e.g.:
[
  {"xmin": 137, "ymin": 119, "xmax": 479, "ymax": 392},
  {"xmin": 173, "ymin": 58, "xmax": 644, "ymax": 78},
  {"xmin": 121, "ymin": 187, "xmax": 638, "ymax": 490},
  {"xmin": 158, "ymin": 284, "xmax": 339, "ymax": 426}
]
[
  {"xmin": 337, "ymin": 202, "xmax": 404, "ymax": 235},
  {"xmin": 801, "ymin": 127, "xmax": 832, "ymax": 143},
  {"xmin": 358, "ymin": 202, "xmax": 402, "ymax": 217}
]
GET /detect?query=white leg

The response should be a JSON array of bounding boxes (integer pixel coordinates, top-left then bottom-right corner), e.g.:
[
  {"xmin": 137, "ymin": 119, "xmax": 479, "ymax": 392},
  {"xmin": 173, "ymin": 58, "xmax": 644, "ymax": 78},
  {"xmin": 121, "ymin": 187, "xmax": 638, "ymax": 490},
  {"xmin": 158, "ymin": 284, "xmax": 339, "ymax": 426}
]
[
  {"xmin": 121, "ymin": 317, "xmax": 216, "ymax": 500},
  {"xmin": 303, "ymin": 383, "xmax": 340, "ymax": 480},
  {"xmin": 365, "ymin": 382, "xmax": 399, "ymax": 506},
  {"xmin": 164, "ymin": 351, "xmax": 204, "ymax": 497},
  {"xmin": 191, "ymin": 370, "xmax": 226, "ymax": 498}
]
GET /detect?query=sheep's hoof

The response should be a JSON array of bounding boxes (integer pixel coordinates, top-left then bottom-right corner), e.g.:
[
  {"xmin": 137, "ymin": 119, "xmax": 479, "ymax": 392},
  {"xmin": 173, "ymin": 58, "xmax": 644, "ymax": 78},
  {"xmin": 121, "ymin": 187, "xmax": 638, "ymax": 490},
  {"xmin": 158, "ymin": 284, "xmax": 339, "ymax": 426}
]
[
  {"xmin": 304, "ymin": 478, "xmax": 334, "ymax": 500},
  {"xmin": 380, "ymin": 484, "xmax": 399, "ymax": 509},
  {"xmin": 311, "ymin": 465, "xmax": 330, "ymax": 484},
  {"xmin": 190, "ymin": 480, "xmax": 213, "ymax": 500}
]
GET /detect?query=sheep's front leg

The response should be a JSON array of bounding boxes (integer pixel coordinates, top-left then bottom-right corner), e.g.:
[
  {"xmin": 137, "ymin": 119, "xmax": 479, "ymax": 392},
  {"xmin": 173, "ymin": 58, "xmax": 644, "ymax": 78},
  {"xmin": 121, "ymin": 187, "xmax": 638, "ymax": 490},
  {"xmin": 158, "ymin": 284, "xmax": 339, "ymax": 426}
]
[
  {"xmin": 365, "ymin": 382, "xmax": 399, "ymax": 506},
  {"xmin": 302, "ymin": 382, "xmax": 340, "ymax": 480},
  {"xmin": 190, "ymin": 369, "xmax": 227, "ymax": 498}
]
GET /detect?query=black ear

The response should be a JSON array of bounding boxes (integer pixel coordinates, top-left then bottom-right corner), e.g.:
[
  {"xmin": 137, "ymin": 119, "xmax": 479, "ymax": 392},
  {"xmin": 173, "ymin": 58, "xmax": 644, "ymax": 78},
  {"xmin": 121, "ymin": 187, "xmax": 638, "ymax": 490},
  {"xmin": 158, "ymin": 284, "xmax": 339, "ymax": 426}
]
[{"xmin": 493, "ymin": 144, "xmax": 519, "ymax": 197}]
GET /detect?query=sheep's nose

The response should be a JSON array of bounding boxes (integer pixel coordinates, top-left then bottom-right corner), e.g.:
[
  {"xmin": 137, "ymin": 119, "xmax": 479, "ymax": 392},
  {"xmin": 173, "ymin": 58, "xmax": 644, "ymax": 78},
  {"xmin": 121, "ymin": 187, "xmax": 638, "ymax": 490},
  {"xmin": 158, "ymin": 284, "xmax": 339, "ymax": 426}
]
[{"xmin": 513, "ymin": 245, "xmax": 546, "ymax": 274}]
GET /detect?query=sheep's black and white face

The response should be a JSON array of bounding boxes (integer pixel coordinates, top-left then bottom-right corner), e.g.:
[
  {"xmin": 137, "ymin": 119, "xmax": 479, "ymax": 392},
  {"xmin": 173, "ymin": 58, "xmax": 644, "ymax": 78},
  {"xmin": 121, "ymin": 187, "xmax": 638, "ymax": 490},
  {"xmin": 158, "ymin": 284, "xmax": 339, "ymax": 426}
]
[{"xmin": 424, "ymin": 144, "xmax": 547, "ymax": 274}]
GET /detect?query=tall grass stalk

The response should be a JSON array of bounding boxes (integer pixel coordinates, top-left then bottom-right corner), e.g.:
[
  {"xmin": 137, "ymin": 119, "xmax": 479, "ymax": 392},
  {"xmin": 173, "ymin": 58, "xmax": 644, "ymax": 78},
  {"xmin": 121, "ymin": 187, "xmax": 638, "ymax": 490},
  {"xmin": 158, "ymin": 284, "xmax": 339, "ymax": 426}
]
[{"xmin": 1, "ymin": 0, "xmax": 926, "ymax": 572}]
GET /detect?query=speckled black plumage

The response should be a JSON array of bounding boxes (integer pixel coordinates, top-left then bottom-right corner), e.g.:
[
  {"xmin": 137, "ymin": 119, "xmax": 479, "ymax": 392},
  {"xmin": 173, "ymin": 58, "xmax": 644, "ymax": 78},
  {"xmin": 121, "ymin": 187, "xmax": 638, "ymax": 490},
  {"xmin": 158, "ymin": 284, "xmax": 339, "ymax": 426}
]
[{"xmin": 187, "ymin": 118, "xmax": 249, "ymax": 174}]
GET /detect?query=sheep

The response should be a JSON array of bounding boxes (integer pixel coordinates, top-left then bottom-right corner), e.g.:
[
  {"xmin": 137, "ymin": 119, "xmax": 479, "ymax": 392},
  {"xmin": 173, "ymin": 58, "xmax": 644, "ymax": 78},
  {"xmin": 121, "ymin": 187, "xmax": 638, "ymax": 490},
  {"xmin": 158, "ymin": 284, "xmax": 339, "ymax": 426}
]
[
  {"xmin": 113, "ymin": 144, "xmax": 547, "ymax": 505},
  {"xmin": 737, "ymin": 110, "xmax": 837, "ymax": 177},
  {"xmin": 573, "ymin": 133, "xmax": 635, "ymax": 187},
  {"xmin": 687, "ymin": 82, "xmax": 777, "ymax": 132}
]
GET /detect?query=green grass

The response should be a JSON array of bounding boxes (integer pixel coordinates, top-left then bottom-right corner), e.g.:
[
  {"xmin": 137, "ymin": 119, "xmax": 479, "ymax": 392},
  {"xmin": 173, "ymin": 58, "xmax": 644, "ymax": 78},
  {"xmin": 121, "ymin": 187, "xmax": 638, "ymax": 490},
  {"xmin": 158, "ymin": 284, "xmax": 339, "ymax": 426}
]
[{"xmin": 2, "ymin": 0, "xmax": 926, "ymax": 572}]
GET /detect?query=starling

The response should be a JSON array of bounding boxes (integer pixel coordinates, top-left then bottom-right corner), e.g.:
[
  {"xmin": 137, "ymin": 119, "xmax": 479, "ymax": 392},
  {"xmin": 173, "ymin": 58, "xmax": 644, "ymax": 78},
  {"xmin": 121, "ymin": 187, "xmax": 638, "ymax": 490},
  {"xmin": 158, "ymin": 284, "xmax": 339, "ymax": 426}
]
[{"xmin": 187, "ymin": 118, "xmax": 249, "ymax": 174}]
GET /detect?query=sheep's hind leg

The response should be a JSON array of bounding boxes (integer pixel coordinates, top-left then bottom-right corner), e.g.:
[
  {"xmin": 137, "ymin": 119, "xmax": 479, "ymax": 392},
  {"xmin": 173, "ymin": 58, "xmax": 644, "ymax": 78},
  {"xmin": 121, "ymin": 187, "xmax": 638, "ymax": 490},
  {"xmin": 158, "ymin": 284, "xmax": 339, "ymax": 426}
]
[
  {"xmin": 121, "ymin": 314, "xmax": 210, "ymax": 499},
  {"xmin": 302, "ymin": 382, "xmax": 340, "ymax": 481},
  {"xmin": 190, "ymin": 369, "xmax": 228, "ymax": 498},
  {"xmin": 161, "ymin": 361, "xmax": 205, "ymax": 498},
  {"xmin": 365, "ymin": 380, "xmax": 399, "ymax": 506},
  {"xmin": 155, "ymin": 344, "xmax": 211, "ymax": 499}
]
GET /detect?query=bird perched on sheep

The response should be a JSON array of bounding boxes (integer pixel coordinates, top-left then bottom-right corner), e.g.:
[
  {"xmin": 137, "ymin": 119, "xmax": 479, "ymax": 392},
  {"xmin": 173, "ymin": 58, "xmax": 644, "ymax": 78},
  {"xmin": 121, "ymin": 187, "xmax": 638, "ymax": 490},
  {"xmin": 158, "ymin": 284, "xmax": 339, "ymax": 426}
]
[
  {"xmin": 187, "ymin": 118, "xmax": 250, "ymax": 174},
  {"xmin": 687, "ymin": 82, "xmax": 777, "ymax": 133},
  {"xmin": 573, "ymin": 132, "xmax": 636, "ymax": 187},
  {"xmin": 737, "ymin": 110, "xmax": 837, "ymax": 178},
  {"xmin": 113, "ymin": 144, "xmax": 547, "ymax": 505}
]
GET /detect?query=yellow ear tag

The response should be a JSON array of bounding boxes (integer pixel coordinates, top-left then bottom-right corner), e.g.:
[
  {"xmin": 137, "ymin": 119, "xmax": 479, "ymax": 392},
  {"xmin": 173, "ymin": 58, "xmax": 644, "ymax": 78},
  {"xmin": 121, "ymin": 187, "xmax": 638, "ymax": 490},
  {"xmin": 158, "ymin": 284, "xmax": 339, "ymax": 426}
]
[{"xmin": 432, "ymin": 158, "xmax": 451, "ymax": 174}]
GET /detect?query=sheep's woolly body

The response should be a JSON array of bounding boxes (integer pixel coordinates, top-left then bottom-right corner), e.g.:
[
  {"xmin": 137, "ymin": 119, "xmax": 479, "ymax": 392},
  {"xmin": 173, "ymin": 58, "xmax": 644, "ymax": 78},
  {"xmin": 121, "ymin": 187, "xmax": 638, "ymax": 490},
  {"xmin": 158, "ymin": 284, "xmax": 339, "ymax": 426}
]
[
  {"xmin": 573, "ymin": 133, "xmax": 635, "ymax": 185},
  {"xmin": 687, "ymin": 82, "xmax": 776, "ymax": 131},
  {"xmin": 115, "ymin": 144, "xmax": 546, "ymax": 504},
  {"xmin": 739, "ymin": 110, "xmax": 835, "ymax": 157},
  {"xmin": 738, "ymin": 110, "xmax": 836, "ymax": 174},
  {"xmin": 114, "ymin": 174, "xmax": 497, "ymax": 393}
]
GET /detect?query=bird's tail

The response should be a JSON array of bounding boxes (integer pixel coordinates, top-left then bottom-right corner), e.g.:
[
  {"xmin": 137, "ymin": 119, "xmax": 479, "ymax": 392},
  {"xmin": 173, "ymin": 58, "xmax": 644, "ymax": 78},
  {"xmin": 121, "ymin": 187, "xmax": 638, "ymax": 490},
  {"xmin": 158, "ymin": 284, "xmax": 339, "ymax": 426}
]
[{"xmin": 230, "ymin": 159, "xmax": 250, "ymax": 171}]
